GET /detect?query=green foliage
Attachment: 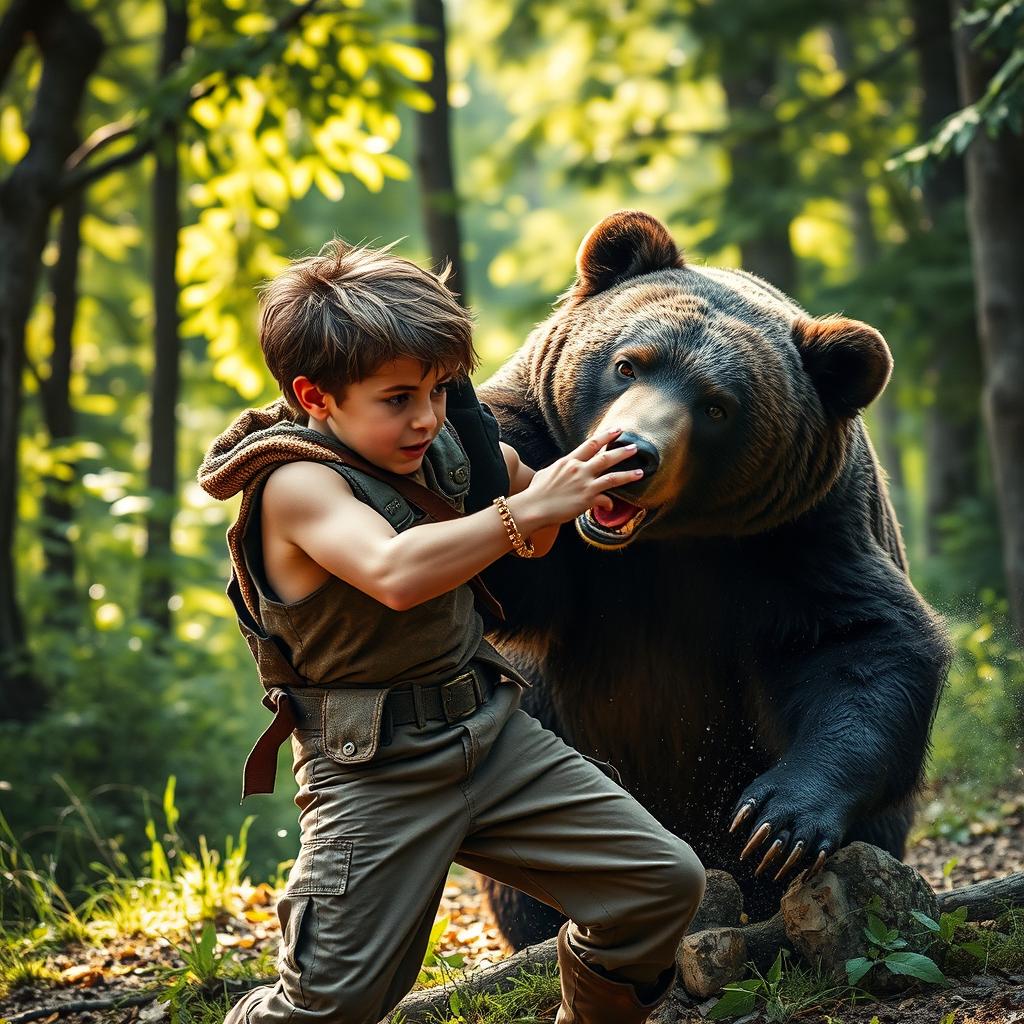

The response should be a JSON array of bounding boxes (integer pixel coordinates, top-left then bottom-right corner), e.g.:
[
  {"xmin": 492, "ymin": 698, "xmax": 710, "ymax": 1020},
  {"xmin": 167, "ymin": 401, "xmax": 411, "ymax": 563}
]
[
  {"xmin": 153, "ymin": 921, "xmax": 239, "ymax": 1023},
  {"xmin": 707, "ymin": 948, "xmax": 848, "ymax": 1022},
  {"xmin": 417, "ymin": 914, "xmax": 466, "ymax": 987},
  {"xmin": 888, "ymin": 0, "xmax": 1024, "ymax": 178},
  {"xmin": 0, "ymin": 938, "xmax": 62, "ymax": 1001},
  {"xmin": 708, "ymin": 900, "xmax": 1024, "ymax": 1021},
  {"xmin": 925, "ymin": 589, "xmax": 1024, "ymax": 804},
  {"xmin": 419, "ymin": 959, "xmax": 561, "ymax": 1024},
  {"xmin": 844, "ymin": 907, "xmax": 947, "ymax": 987},
  {"xmin": 0, "ymin": 774, "xmax": 263, "ymax": 949}
]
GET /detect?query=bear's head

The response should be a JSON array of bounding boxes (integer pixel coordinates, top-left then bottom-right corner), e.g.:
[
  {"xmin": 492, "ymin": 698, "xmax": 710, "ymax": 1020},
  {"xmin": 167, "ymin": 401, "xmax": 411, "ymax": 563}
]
[{"xmin": 522, "ymin": 210, "xmax": 893, "ymax": 548}]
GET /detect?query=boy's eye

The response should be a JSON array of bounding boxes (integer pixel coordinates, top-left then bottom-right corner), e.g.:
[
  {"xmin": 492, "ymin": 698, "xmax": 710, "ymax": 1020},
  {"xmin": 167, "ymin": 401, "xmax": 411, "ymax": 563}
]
[{"xmin": 386, "ymin": 393, "xmax": 410, "ymax": 408}]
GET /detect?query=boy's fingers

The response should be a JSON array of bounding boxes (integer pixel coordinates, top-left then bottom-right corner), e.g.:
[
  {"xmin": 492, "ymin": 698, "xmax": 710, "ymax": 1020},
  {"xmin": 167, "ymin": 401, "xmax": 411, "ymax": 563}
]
[
  {"xmin": 592, "ymin": 495, "xmax": 614, "ymax": 512},
  {"xmin": 568, "ymin": 426, "xmax": 623, "ymax": 462}
]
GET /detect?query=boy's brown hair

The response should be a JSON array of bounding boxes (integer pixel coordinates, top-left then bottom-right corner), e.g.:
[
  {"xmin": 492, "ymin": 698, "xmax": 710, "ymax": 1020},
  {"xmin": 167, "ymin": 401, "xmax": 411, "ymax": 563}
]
[{"xmin": 258, "ymin": 238, "xmax": 478, "ymax": 416}]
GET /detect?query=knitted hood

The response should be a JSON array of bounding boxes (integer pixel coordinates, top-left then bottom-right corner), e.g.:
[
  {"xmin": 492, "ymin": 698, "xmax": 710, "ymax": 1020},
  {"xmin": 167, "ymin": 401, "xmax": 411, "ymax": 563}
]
[{"xmin": 197, "ymin": 397, "xmax": 349, "ymax": 501}]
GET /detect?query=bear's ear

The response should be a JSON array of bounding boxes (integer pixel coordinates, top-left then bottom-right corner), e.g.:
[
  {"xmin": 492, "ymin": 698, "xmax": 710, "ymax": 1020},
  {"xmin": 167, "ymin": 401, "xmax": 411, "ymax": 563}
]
[
  {"xmin": 571, "ymin": 210, "xmax": 685, "ymax": 300},
  {"xmin": 792, "ymin": 314, "xmax": 893, "ymax": 418}
]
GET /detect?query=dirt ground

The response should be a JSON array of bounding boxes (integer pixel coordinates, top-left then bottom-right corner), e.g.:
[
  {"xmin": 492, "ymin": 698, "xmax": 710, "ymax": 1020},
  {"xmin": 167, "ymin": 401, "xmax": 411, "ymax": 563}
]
[{"xmin": 1, "ymin": 771, "xmax": 1022, "ymax": 1024}]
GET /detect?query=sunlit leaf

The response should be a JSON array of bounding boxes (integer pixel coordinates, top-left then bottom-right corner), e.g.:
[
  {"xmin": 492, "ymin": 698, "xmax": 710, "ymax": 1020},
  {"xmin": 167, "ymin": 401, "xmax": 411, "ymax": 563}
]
[{"xmin": 381, "ymin": 41, "xmax": 432, "ymax": 81}]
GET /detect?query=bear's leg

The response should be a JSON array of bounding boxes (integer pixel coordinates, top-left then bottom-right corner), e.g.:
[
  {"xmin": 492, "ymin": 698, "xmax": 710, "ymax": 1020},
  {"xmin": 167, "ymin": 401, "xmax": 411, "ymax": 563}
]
[
  {"xmin": 841, "ymin": 801, "xmax": 915, "ymax": 860},
  {"xmin": 480, "ymin": 873, "xmax": 567, "ymax": 950}
]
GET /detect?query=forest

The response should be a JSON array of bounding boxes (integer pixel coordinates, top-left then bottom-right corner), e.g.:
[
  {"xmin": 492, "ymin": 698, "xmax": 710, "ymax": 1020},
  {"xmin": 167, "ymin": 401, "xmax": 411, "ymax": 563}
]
[{"xmin": 1, "ymin": 0, "xmax": 1022, "ymax": 1022}]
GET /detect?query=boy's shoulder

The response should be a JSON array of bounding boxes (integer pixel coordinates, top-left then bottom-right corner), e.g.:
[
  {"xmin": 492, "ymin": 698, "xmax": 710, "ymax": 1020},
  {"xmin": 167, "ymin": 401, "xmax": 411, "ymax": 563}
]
[{"xmin": 261, "ymin": 460, "xmax": 356, "ymax": 525}]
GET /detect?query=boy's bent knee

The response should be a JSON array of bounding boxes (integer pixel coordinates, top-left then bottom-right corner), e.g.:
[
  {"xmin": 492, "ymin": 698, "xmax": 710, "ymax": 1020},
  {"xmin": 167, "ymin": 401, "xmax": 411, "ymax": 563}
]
[{"xmin": 644, "ymin": 838, "xmax": 706, "ymax": 913}]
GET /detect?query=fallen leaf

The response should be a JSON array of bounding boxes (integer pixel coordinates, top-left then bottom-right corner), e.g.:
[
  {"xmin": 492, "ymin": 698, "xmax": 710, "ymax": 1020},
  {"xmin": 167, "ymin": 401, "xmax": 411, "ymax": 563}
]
[{"xmin": 61, "ymin": 965, "xmax": 104, "ymax": 987}]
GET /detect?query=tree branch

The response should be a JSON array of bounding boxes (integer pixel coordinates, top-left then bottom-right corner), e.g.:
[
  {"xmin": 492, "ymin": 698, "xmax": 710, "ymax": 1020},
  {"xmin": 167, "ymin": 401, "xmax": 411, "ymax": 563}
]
[
  {"xmin": 66, "ymin": 118, "xmax": 135, "ymax": 172},
  {"xmin": 59, "ymin": 0, "xmax": 325, "ymax": 198}
]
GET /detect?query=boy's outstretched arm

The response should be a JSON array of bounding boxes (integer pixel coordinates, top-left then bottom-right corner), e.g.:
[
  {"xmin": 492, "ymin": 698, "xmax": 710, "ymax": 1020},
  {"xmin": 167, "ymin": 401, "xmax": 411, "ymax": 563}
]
[{"xmin": 263, "ymin": 429, "xmax": 639, "ymax": 611}]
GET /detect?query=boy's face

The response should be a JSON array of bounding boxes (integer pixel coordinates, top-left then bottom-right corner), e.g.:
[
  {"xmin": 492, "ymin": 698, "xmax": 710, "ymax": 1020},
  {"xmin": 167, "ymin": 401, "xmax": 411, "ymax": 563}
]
[{"xmin": 296, "ymin": 356, "xmax": 452, "ymax": 475}]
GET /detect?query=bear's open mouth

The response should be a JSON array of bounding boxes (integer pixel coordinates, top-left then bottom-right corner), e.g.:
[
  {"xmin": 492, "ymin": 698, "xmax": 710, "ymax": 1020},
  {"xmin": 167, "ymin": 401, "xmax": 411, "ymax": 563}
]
[{"xmin": 575, "ymin": 496, "xmax": 654, "ymax": 549}]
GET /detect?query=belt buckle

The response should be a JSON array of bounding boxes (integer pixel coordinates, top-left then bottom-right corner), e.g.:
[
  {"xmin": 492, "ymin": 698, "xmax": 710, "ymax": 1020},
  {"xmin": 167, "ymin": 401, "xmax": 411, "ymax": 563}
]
[{"xmin": 441, "ymin": 671, "xmax": 480, "ymax": 723}]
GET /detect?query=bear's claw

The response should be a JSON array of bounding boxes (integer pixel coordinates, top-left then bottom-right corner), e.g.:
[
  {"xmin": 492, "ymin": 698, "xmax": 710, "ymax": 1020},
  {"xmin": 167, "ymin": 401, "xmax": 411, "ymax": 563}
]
[
  {"xmin": 754, "ymin": 838, "xmax": 785, "ymax": 877},
  {"xmin": 729, "ymin": 800, "xmax": 755, "ymax": 834},
  {"xmin": 772, "ymin": 840, "xmax": 805, "ymax": 882},
  {"xmin": 739, "ymin": 821, "xmax": 772, "ymax": 860}
]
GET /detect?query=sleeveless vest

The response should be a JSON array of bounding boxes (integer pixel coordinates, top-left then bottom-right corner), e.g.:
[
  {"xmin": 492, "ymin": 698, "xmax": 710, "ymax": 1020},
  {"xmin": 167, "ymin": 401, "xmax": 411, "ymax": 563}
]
[
  {"xmin": 197, "ymin": 400, "xmax": 529, "ymax": 802},
  {"xmin": 241, "ymin": 423, "xmax": 495, "ymax": 688}
]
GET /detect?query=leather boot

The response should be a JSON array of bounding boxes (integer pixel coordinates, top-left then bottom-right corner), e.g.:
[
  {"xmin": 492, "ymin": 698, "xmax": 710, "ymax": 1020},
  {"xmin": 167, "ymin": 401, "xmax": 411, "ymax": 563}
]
[{"xmin": 554, "ymin": 921, "xmax": 676, "ymax": 1023}]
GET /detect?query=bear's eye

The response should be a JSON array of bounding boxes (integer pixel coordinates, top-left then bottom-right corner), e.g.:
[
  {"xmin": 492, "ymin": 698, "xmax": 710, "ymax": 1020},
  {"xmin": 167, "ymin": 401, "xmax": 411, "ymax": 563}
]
[
  {"xmin": 615, "ymin": 360, "xmax": 635, "ymax": 379},
  {"xmin": 705, "ymin": 404, "xmax": 726, "ymax": 421}
]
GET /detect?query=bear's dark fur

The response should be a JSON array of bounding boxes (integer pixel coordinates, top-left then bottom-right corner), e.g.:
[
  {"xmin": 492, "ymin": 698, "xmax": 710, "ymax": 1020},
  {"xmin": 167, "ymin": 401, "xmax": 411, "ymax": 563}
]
[{"xmin": 477, "ymin": 210, "xmax": 952, "ymax": 948}]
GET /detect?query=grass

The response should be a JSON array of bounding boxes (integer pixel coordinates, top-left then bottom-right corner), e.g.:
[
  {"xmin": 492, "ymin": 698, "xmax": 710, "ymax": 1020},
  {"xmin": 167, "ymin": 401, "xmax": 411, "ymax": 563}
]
[
  {"xmin": 396, "ymin": 957, "xmax": 562, "ymax": 1024},
  {"xmin": 0, "ymin": 775, "xmax": 505, "ymax": 1021},
  {"xmin": 0, "ymin": 774, "xmax": 288, "ymax": 1009}
]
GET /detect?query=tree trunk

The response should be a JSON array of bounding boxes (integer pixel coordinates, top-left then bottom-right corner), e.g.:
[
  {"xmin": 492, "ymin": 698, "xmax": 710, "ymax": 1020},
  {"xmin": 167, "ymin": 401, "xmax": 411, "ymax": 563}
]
[
  {"xmin": 38, "ymin": 187, "xmax": 83, "ymax": 629},
  {"xmin": 139, "ymin": 0, "xmax": 187, "ymax": 634},
  {"xmin": 0, "ymin": 0, "xmax": 102, "ymax": 720},
  {"xmin": 911, "ymin": 0, "xmax": 983, "ymax": 557},
  {"xmin": 412, "ymin": 0, "xmax": 468, "ymax": 306},
  {"xmin": 721, "ymin": 59, "xmax": 797, "ymax": 296},
  {"xmin": 951, "ymin": 0, "xmax": 1024, "ymax": 644}
]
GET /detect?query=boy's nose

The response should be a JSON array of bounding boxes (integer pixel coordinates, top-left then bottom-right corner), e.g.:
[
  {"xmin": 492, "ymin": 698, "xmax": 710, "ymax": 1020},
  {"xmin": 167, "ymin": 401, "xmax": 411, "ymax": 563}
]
[{"xmin": 412, "ymin": 405, "xmax": 438, "ymax": 431}]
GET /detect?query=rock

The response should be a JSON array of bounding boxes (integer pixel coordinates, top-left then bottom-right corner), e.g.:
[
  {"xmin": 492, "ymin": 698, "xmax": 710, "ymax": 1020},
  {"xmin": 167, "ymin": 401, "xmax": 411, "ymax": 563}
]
[
  {"xmin": 688, "ymin": 870, "xmax": 745, "ymax": 932},
  {"xmin": 780, "ymin": 841, "xmax": 940, "ymax": 995},
  {"xmin": 677, "ymin": 926, "xmax": 748, "ymax": 997}
]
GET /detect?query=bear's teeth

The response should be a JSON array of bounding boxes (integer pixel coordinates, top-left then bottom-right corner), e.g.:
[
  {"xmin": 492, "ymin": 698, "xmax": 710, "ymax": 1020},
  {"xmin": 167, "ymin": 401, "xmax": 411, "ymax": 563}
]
[
  {"xmin": 616, "ymin": 508, "xmax": 647, "ymax": 535},
  {"xmin": 586, "ymin": 507, "xmax": 646, "ymax": 536}
]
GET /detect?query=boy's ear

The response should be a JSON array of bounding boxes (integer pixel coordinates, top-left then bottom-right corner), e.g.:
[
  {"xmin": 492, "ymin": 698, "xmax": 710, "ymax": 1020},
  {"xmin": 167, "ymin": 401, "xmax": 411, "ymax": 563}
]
[{"xmin": 292, "ymin": 376, "xmax": 330, "ymax": 419}]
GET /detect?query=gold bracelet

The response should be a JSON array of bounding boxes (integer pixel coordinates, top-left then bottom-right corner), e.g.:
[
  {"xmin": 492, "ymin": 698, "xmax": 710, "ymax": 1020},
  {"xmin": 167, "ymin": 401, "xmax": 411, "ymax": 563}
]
[{"xmin": 493, "ymin": 495, "xmax": 536, "ymax": 558}]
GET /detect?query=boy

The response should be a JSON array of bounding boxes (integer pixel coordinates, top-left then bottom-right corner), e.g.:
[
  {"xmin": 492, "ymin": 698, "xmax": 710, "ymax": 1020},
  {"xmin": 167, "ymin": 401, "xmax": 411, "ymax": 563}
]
[{"xmin": 198, "ymin": 239, "xmax": 706, "ymax": 1024}]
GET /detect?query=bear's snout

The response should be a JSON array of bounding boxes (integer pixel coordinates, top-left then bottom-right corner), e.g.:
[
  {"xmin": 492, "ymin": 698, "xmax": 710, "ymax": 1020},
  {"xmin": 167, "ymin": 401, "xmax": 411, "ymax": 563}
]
[{"xmin": 608, "ymin": 432, "xmax": 659, "ymax": 478}]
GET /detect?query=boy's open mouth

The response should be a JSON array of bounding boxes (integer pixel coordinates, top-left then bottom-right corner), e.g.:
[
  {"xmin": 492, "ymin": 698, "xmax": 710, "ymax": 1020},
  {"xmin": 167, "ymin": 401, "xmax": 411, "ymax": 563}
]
[
  {"xmin": 575, "ymin": 495, "xmax": 654, "ymax": 549},
  {"xmin": 399, "ymin": 440, "xmax": 431, "ymax": 457}
]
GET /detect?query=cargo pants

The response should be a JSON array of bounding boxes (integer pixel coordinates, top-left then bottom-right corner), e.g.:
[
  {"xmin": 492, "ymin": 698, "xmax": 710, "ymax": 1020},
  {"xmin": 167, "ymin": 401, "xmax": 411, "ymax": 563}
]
[{"xmin": 225, "ymin": 673, "xmax": 706, "ymax": 1024}]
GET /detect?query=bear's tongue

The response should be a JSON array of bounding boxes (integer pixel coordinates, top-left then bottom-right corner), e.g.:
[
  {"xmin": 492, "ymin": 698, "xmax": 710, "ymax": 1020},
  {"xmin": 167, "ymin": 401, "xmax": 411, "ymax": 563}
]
[{"xmin": 593, "ymin": 496, "xmax": 640, "ymax": 530}]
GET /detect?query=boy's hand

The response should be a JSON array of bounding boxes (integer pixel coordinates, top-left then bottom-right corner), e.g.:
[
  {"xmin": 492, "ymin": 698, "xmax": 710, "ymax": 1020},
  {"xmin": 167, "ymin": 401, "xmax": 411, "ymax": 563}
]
[{"xmin": 516, "ymin": 427, "xmax": 643, "ymax": 528}]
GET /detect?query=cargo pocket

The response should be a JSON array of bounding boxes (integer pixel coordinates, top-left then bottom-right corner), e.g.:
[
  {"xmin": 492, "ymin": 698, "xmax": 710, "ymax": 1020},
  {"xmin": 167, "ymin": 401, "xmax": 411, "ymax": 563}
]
[
  {"xmin": 277, "ymin": 837, "xmax": 354, "ymax": 984},
  {"xmin": 320, "ymin": 687, "xmax": 391, "ymax": 767},
  {"xmin": 287, "ymin": 836, "xmax": 354, "ymax": 896}
]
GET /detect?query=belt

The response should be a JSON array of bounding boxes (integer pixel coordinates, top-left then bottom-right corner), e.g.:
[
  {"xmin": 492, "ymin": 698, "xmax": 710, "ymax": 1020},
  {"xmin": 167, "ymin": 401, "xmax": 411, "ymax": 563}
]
[
  {"xmin": 239, "ymin": 663, "xmax": 498, "ymax": 803},
  {"xmin": 386, "ymin": 664, "xmax": 496, "ymax": 727}
]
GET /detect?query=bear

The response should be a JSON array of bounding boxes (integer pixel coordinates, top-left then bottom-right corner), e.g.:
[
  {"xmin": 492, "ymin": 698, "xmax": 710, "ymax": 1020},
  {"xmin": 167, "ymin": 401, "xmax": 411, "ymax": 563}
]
[{"xmin": 475, "ymin": 210, "xmax": 953, "ymax": 949}]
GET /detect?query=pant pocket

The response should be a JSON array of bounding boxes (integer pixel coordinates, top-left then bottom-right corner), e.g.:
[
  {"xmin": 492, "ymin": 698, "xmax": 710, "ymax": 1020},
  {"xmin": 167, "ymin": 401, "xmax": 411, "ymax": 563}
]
[
  {"xmin": 277, "ymin": 836, "xmax": 354, "ymax": 993},
  {"xmin": 287, "ymin": 836, "xmax": 354, "ymax": 896}
]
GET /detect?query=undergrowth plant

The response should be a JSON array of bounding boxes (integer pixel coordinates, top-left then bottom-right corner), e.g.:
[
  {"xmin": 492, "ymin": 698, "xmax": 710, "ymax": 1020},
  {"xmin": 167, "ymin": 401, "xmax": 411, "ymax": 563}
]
[
  {"xmin": 707, "ymin": 948, "xmax": 851, "ymax": 1022},
  {"xmin": 0, "ymin": 774, "xmax": 262, "ymax": 958}
]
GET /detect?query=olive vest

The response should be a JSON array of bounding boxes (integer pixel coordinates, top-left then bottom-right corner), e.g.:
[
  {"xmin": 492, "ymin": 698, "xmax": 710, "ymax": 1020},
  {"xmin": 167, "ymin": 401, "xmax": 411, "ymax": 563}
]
[
  {"xmin": 198, "ymin": 404, "xmax": 530, "ymax": 802},
  {"xmin": 240, "ymin": 423, "xmax": 507, "ymax": 688}
]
